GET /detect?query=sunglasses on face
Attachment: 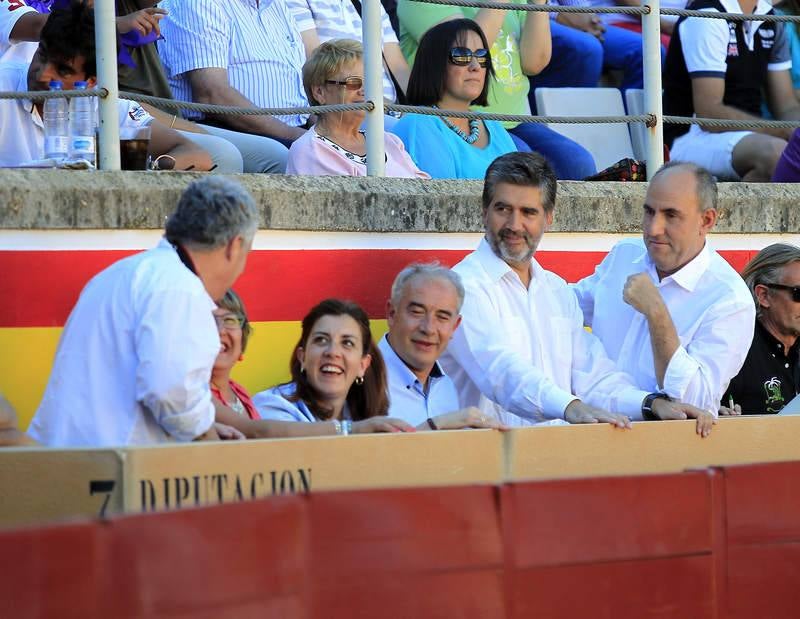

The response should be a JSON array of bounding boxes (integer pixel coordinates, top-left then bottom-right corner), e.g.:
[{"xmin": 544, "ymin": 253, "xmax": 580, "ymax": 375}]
[
  {"xmin": 764, "ymin": 283, "xmax": 800, "ymax": 302},
  {"xmin": 325, "ymin": 76, "xmax": 363, "ymax": 90},
  {"xmin": 448, "ymin": 47, "xmax": 490, "ymax": 67}
]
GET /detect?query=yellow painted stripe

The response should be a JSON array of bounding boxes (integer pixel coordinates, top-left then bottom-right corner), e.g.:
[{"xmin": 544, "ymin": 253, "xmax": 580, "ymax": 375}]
[{"xmin": 0, "ymin": 320, "xmax": 390, "ymax": 431}]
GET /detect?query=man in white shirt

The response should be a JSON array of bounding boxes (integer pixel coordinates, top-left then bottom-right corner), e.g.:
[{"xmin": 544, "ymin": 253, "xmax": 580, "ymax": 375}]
[
  {"xmin": 442, "ymin": 152, "xmax": 714, "ymax": 435},
  {"xmin": 380, "ymin": 263, "xmax": 502, "ymax": 430},
  {"xmin": 0, "ymin": 2, "xmax": 211, "ymax": 169},
  {"xmin": 28, "ymin": 177, "xmax": 258, "ymax": 447},
  {"xmin": 573, "ymin": 162, "xmax": 755, "ymax": 415},
  {"xmin": 158, "ymin": 0, "xmax": 308, "ymax": 148}
]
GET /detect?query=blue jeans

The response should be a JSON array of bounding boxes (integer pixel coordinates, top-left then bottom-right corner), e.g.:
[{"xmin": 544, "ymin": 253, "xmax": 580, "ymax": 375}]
[
  {"xmin": 530, "ymin": 21, "xmax": 604, "ymax": 91},
  {"xmin": 509, "ymin": 123, "xmax": 597, "ymax": 180},
  {"xmin": 601, "ymin": 24, "xmax": 650, "ymax": 91}
]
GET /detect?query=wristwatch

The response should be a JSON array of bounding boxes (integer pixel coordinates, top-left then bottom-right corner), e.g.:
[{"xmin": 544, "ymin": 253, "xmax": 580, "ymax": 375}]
[{"xmin": 642, "ymin": 392, "xmax": 671, "ymax": 420}]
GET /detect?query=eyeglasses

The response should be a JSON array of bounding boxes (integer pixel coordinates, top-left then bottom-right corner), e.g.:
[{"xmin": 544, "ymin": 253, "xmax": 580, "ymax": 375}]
[
  {"xmin": 763, "ymin": 283, "xmax": 800, "ymax": 302},
  {"xmin": 448, "ymin": 47, "xmax": 490, "ymax": 67},
  {"xmin": 325, "ymin": 76, "xmax": 363, "ymax": 90},
  {"xmin": 214, "ymin": 314, "xmax": 245, "ymax": 330}
]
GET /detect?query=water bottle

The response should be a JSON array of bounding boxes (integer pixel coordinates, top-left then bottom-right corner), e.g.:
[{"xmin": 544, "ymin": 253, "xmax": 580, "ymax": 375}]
[
  {"xmin": 43, "ymin": 80, "xmax": 68, "ymax": 160},
  {"xmin": 68, "ymin": 81, "xmax": 96, "ymax": 164}
]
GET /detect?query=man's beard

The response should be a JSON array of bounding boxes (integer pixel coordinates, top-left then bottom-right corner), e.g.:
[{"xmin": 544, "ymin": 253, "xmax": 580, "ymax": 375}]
[{"xmin": 487, "ymin": 228, "xmax": 536, "ymax": 264}]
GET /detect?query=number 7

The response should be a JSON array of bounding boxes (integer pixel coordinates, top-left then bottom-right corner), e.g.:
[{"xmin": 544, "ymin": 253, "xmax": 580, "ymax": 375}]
[{"xmin": 89, "ymin": 479, "xmax": 116, "ymax": 518}]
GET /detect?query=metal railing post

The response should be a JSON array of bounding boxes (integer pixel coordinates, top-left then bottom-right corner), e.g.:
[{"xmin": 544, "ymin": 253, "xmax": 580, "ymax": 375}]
[
  {"xmin": 362, "ymin": 0, "xmax": 386, "ymax": 176},
  {"xmin": 95, "ymin": 0, "xmax": 120, "ymax": 170},
  {"xmin": 642, "ymin": 0, "xmax": 664, "ymax": 178}
]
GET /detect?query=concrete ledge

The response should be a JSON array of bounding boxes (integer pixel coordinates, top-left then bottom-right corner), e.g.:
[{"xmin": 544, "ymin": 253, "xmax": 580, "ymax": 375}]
[{"xmin": 0, "ymin": 169, "xmax": 798, "ymax": 233}]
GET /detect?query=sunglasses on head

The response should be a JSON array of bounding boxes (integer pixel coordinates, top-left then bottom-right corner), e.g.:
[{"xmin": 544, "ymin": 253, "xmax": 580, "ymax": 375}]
[
  {"xmin": 448, "ymin": 47, "xmax": 489, "ymax": 67},
  {"xmin": 325, "ymin": 76, "xmax": 363, "ymax": 90},
  {"xmin": 763, "ymin": 283, "xmax": 800, "ymax": 302}
]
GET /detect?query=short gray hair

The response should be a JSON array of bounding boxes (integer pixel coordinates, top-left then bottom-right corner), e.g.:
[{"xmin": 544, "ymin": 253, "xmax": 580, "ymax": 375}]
[
  {"xmin": 165, "ymin": 177, "xmax": 259, "ymax": 250},
  {"xmin": 390, "ymin": 262, "xmax": 465, "ymax": 311},
  {"xmin": 742, "ymin": 243, "xmax": 800, "ymax": 317},
  {"xmin": 651, "ymin": 161, "xmax": 717, "ymax": 212},
  {"xmin": 483, "ymin": 152, "xmax": 557, "ymax": 213}
]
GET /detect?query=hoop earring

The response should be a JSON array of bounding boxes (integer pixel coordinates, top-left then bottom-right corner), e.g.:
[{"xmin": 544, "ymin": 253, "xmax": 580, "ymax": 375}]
[{"xmin": 354, "ymin": 375, "xmax": 364, "ymax": 386}]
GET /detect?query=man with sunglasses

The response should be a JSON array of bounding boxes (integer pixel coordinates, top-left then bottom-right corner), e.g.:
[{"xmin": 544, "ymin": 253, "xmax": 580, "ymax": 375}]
[
  {"xmin": 722, "ymin": 244, "xmax": 800, "ymax": 414},
  {"xmin": 573, "ymin": 161, "xmax": 755, "ymax": 417}
]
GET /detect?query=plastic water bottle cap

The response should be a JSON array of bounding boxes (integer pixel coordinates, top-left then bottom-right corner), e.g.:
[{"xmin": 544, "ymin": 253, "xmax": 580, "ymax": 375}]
[
  {"xmin": 48, "ymin": 80, "xmax": 63, "ymax": 90},
  {"xmin": 74, "ymin": 81, "xmax": 88, "ymax": 89}
]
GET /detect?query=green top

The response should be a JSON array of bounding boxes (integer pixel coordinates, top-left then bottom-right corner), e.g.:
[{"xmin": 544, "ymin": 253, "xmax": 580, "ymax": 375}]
[{"xmin": 397, "ymin": 0, "xmax": 532, "ymax": 126}]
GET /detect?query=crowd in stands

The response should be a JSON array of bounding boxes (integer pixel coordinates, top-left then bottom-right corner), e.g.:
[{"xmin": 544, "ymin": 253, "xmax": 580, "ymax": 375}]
[{"xmin": 2, "ymin": 0, "xmax": 800, "ymax": 179}]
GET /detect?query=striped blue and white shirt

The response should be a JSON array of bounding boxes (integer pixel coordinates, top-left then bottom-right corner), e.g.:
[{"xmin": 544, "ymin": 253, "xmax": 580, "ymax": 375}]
[
  {"xmin": 158, "ymin": 0, "xmax": 308, "ymax": 126},
  {"xmin": 286, "ymin": 0, "xmax": 400, "ymax": 101}
]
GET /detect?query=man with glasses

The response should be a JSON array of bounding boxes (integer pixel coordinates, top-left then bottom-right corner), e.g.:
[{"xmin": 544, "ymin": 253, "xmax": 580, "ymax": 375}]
[
  {"xmin": 722, "ymin": 244, "xmax": 800, "ymax": 414},
  {"xmin": 28, "ymin": 177, "xmax": 256, "ymax": 447},
  {"xmin": 573, "ymin": 161, "xmax": 755, "ymax": 417}
]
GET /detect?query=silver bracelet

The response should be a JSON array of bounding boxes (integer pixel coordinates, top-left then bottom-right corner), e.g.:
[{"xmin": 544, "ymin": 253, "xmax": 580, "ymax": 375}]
[
  {"xmin": 341, "ymin": 420, "xmax": 352, "ymax": 436},
  {"xmin": 332, "ymin": 419, "xmax": 342, "ymax": 435}
]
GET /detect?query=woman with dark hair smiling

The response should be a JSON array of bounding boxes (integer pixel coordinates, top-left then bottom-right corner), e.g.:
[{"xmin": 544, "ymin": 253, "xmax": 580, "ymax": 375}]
[
  {"xmin": 253, "ymin": 299, "xmax": 415, "ymax": 435},
  {"xmin": 392, "ymin": 19, "xmax": 518, "ymax": 179}
]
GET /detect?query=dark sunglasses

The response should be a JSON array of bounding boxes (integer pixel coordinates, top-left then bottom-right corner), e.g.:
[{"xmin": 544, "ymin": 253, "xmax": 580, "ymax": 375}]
[
  {"xmin": 325, "ymin": 76, "xmax": 363, "ymax": 90},
  {"xmin": 448, "ymin": 47, "xmax": 489, "ymax": 67},
  {"xmin": 763, "ymin": 283, "xmax": 800, "ymax": 302}
]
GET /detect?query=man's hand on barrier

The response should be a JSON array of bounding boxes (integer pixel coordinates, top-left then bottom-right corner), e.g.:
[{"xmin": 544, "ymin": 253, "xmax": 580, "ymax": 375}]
[
  {"xmin": 651, "ymin": 399, "xmax": 716, "ymax": 438},
  {"xmin": 565, "ymin": 400, "xmax": 632, "ymax": 429},
  {"xmin": 353, "ymin": 417, "xmax": 416, "ymax": 434},
  {"xmin": 421, "ymin": 407, "xmax": 509, "ymax": 431}
]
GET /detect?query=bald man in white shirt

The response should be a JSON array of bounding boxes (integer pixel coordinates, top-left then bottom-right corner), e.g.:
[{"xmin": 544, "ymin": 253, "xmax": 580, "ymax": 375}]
[
  {"xmin": 573, "ymin": 161, "xmax": 755, "ymax": 416},
  {"xmin": 441, "ymin": 152, "xmax": 714, "ymax": 436}
]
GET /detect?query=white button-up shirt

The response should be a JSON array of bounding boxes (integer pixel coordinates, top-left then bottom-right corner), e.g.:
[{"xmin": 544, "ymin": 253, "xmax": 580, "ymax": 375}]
[
  {"xmin": 572, "ymin": 238, "xmax": 755, "ymax": 414},
  {"xmin": 158, "ymin": 0, "xmax": 308, "ymax": 125},
  {"xmin": 28, "ymin": 239, "xmax": 219, "ymax": 447},
  {"xmin": 441, "ymin": 238, "xmax": 650, "ymax": 424},
  {"xmin": 379, "ymin": 334, "xmax": 460, "ymax": 426}
]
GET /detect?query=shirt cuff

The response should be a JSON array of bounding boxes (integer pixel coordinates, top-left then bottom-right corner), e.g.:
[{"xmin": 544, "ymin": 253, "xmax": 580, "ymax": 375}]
[
  {"xmin": 547, "ymin": 389, "xmax": 580, "ymax": 420},
  {"xmin": 611, "ymin": 388, "xmax": 651, "ymax": 421},
  {"xmin": 662, "ymin": 346, "xmax": 701, "ymax": 401},
  {"xmin": 158, "ymin": 400, "xmax": 215, "ymax": 442}
]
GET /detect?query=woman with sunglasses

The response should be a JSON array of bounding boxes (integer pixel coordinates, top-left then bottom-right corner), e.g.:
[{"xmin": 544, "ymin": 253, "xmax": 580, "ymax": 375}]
[
  {"xmin": 392, "ymin": 19, "xmax": 518, "ymax": 179},
  {"xmin": 286, "ymin": 39, "xmax": 429, "ymax": 178}
]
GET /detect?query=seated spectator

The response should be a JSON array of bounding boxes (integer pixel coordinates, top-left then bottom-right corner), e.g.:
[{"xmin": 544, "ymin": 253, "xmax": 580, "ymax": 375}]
[
  {"xmin": 397, "ymin": 0, "xmax": 597, "ymax": 180},
  {"xmin": 210, "ymin": 290, "xmax": 261, "ymax": 421},
  {"xmin": 0, "ymin": 0, "xmax": 250, "ymax": 173},
  {"xmin": 572, "ymin": 162, "xmax": 752, "ymax": 430},
  {"xmin": 663, "ymin": 0, "xmax": 800, "ymax": 181},
  {"xmin": 392, "ymin": 19, "xmax": 518, "ymax": 179},
  {"xmin": 0, "ymin": 1, "xmax": 212, "ymax": 169},
  {"xmin": 287, "ymin": 0, "xmax": 410, "ymax": 107},
  {"xmin": 0, "ymin": 393, "xmax": 37, "ymax": 446},
  {"xmin": 254, "ymin": 299, "xmax": 415, "ymax": 434},
  {"xmin": 723, "ymin": 244, "xmax": 800, "ymax": 414},
  {"xmin": 158, "ymin": 0, "xmax": 305, "ymax": 172},
  {"xmin": 382, "ymin": 262, "xmax": 506, "ymax": 430},
  {"xmin": 28, "ymin": 176, "xmax": 257, "ymax": 447},
  {"xmin": 287, "ymin": 39, "xmax": 428, "ymax": 178}
]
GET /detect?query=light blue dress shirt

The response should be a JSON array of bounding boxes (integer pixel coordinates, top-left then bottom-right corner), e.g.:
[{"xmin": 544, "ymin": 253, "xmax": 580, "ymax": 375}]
[
  {"xmin": 379, "ymin": 334, "xmax": 461, "ymax": 426},
  {"xmin": 252, "ymin": 383, "xmax": 317, "ymax": 423}
]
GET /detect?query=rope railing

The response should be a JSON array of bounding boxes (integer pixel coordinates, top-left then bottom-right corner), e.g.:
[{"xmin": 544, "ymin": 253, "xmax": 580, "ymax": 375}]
[{"xmin": 3, "ymin": 0, "xmax": 795, "ymax": 174}]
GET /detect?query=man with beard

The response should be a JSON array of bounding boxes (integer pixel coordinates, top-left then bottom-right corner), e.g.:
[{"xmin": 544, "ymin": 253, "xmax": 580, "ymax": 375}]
[
  {"xmin": 573, "ymin": 162, "xmax": 754, "ymax": 416},
  {"xmin": 441, "ymin": 152, "xmax": 714, "ymax": 435}
]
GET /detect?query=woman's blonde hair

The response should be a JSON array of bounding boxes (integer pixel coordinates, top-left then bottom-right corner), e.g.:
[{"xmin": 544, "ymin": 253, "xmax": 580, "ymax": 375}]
[{"xmin": 303, "ymin": 38, "xmax": 363, "ymax": 105}]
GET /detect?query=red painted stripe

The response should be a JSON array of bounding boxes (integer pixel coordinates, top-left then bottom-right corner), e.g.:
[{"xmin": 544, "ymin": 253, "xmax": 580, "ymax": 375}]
[{"xmin": 0, "ymin": 249, "xmax": 755, "ymax": 328}]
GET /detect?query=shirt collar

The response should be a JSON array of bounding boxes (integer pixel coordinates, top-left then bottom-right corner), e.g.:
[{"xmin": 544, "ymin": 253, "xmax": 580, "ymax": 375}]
[
  {"xmin": 475, "ymin": 236, "xmax": 543, "ymax": 284},
  {"xmin": 719, "ymin": 0, "xmax": 772, "ymax": 15},
  {"xmin": 642, "ymin": 242, "xmax": 710, "ymax": 292},
  {"xmin": 380, "ymin": 334, "xmax": 444, "ymax": 390},
  {"xmin": 757, "ymin": 318, "xmax": 800, "ymax": 359}
]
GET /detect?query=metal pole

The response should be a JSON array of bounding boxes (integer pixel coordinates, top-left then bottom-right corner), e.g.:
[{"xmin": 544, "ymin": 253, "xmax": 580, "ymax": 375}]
[
  {"xmin": 95, "ymin": 0, "xmax": 120, "ymax": 170},
  {"xmin": 362, "ymin": 0, "xmax": 386, "ymax": 176},
  {"xmin": 642, "ymin": 0, "xmax": 664, "ymax": 178}
]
